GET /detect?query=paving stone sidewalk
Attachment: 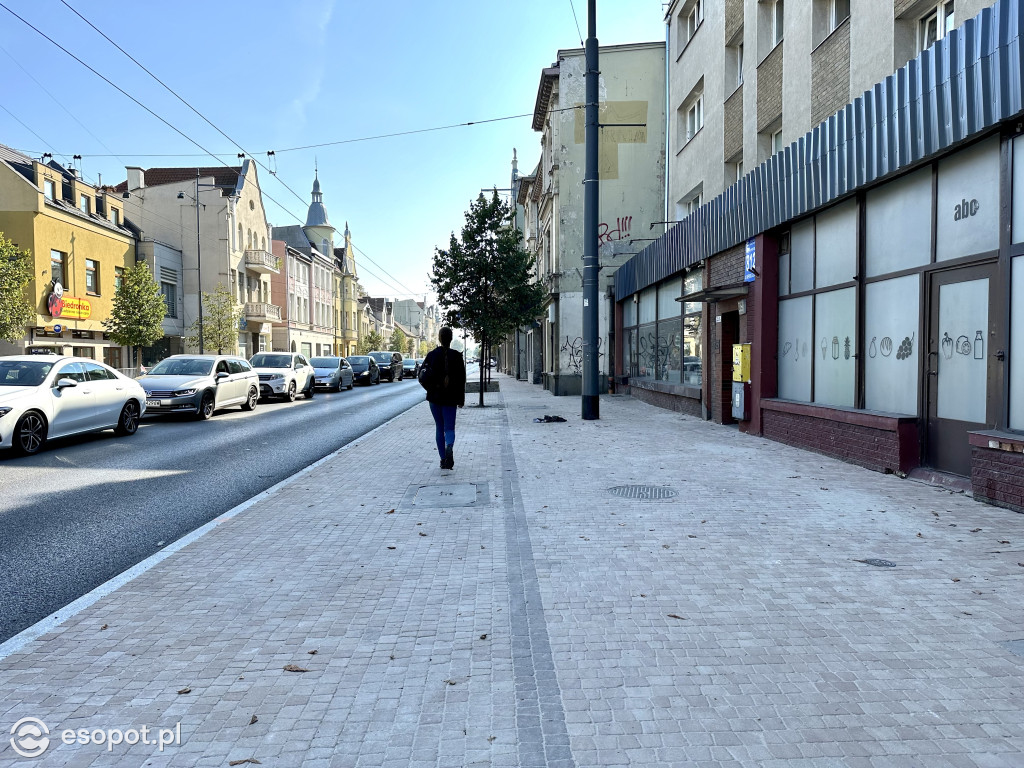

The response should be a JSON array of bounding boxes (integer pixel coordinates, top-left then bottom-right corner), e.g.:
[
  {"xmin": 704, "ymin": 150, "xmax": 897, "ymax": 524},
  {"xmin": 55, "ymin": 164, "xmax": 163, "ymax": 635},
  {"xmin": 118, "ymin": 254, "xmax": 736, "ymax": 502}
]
[{"xmin": 0, "ymin": 376, "xmax": 1022, "ymax": 767}]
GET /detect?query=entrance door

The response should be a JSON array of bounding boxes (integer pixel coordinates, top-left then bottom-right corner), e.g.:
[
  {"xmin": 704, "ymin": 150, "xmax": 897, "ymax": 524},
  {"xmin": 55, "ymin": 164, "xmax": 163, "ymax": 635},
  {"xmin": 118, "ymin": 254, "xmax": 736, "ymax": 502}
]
[
  {"xmin": 719, "ymin": 311, "xmax": 739, "ymax": 424},
  {"xmin": 925, "ymin": 264, "xmax": 998, "ymax": 475}
]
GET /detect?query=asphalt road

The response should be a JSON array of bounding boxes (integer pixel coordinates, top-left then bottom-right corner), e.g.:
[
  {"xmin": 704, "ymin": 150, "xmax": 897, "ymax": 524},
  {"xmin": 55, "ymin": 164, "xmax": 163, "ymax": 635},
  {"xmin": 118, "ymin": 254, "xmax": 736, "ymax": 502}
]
[{"xmin": 0, "ymin": 375, "xmax": 431, "ymax": 644}]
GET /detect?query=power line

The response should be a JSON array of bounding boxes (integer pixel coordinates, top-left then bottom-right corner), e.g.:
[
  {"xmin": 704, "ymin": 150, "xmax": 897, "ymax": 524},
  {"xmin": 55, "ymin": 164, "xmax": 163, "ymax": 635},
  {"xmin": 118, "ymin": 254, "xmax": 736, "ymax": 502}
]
[
  {"xmin": 567, "ymin": 0, "xmax": 585, "ymax": 46},
  {"xmin": 349, "ymin": 241, "xmax": 421, "ymax": 297}
]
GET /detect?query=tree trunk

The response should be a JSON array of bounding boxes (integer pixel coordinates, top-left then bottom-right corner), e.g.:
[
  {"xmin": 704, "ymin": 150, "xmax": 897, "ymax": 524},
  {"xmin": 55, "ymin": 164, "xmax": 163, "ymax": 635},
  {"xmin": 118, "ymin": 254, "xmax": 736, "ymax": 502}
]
[{"xmin": 478, "ymin": 333, "xmax": 485, "ymax": 407}]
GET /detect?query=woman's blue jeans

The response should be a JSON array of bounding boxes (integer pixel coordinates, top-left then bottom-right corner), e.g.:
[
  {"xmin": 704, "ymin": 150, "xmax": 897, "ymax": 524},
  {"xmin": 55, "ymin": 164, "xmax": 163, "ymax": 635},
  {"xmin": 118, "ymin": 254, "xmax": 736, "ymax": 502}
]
[{"xmin": 429, "ymin": 402, "xmax": 457, "ymax": 459}]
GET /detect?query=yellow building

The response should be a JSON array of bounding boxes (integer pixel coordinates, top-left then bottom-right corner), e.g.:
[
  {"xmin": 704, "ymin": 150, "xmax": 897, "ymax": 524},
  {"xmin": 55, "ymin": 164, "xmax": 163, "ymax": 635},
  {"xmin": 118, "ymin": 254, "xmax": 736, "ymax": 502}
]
[
  {"xmin": 0, "ymin": 145, "xmax": 135, "ymax": 367},
  {"xmin": 333, "ymin": 223, "xmax": 362, "ymax": 357}
]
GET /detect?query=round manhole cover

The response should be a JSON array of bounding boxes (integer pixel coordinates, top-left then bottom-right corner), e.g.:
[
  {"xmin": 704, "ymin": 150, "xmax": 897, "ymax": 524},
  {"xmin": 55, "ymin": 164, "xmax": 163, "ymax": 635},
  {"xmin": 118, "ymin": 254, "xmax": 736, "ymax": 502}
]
[{"xmin": 608, "ymin": 485, "xmax": 678, "ymax": 500}]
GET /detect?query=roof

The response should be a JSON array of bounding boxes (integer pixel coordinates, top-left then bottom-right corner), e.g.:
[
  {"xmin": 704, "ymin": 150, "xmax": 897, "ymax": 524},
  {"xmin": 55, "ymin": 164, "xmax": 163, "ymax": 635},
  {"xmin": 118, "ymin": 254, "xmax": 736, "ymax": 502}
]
[
  {"xmin": 532, "ymin": 66, "xmax": 559, "ymax": 132},
  {"xmin": 114, "ymin": 166, "xmax": 244, "ymax": 193}
]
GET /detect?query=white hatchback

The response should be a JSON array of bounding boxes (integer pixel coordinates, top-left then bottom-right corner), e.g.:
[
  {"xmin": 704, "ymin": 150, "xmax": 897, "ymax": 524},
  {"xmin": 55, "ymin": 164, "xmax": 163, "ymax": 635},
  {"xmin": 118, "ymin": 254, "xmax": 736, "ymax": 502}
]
[{"xmin": 0, "ymin": 355, "xmax": 147, "ymax": 455}]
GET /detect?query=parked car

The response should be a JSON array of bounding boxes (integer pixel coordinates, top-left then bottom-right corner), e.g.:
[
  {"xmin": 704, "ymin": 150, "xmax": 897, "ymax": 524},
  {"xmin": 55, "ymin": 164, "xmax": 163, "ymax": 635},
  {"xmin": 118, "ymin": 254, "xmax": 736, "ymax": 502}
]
[
  {"xmin": 310, "ymin": 356, "xmax": 354, "ymax": 391},
  {"xmin": 369, "ymin": 351, "xmax": 404, "ymax": 382},
  {"xmin": 402, "ymin": 357, "xmax": 420, "ymax": 379},
  {"xmin": 139, "ymin": 354, "xmax": 259, "ymax": 420},
  {"xmin": 0, "ymin": 355, "xmax": 147, "ymax": 455},
  {"xmin": 347, "ymin": 355, "xmax": 380, "ymax": 385},
  {"xmin": 250, "ymin": 352, "xmax": 315, "ymax": 401}
]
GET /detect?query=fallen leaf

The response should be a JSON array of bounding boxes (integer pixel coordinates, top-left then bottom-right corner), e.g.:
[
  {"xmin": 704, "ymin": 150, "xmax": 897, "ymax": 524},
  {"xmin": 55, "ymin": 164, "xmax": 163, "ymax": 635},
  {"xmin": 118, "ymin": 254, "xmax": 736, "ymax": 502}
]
[
  {"xmin": 640, "ymin": 594, "xmax": 647, "ymax": 598},
  {"xmin": 479, "ymin": 634, "xmax": 488, "ymax": 640},
  {"xmin": 307, "ymin": 650, "xmax": 318, "ymax": 655},
  {"xmin": 970, "ymin": 528, "xmax": 982, "ymax": 533},
  {"xmin": 419, "ymin": 532, "xmax": 427, "ymax": 537},
  {"xmin": 386, "ymin": 509, "xmax": 395, "ymax": 514},
  {"xmin": 387, "ymin": 546, "xmax": 396, "ymax": 550},
  {"xmin": 229, "ymin": 760, "xmax": 262, "ymax": 766},
  {"xmin": 932, "ymin": 512, "xmax": 939, "ymax": 517},
  {"xmin": 999, "ymin": 540, "xmax": 1010, "ymax": 544},
  {"xmin": 917, "ymin": 533, "xmax": 923, "ymax": 538},
  {"xmin": 100, "ymin": 624, "xmax": 108, "ymax": 630},
  {"xmin": 177, "ymin": 687, "xmax": 191, "ymax": 695},
  {"xmin": 662, "ymin": 544, "xmax": 670, "ymax": 549},
  {"xmin": 248, "ymin": 715, "xmax": 258, "ymax": 725},
  {"xmin": 667, "ymin": 614, "xmax": 686, "ymax": 620},
  {"xmin": 283, "ymin": 665, "xmax": 309, "ymax": 673},
  {"xmin": 487, "ymin": 736, "xmax": 497, "ymax": 743},
  {"xmin": 444, "ymin": 679, "xmax": 457, "ymax": 685},
  {"xmin": 951, "ymin": 578, "xmax": 960, "ymax": 582},
  {"xmin": 687, "ymin": 535, "xmax": 697, "ymax": 539}
]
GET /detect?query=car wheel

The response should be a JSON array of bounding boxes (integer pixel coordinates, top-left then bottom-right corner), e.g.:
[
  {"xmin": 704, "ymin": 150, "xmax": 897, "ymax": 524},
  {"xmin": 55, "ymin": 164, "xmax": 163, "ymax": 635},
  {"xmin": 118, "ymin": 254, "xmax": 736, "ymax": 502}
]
[
  {"xmin": 114, "ymin": 400, "xmax": 140, "ymax": 436},
  {"xmin": 241, "ymin": 386, "xmax": 258, "ymax": 411},
  {"xmin": 305, "ymin": 380, "xmax": 315, "ymax": 399},
  {"xmin": 332, "ymin": 381, "xmax": 341, "ymax": 392},
  {"xmin": 197, "ymin": 392, "xmax": 216, "ymax": 420},
  {"xmin": 285, "ymin": 381, "xmax": 297, "ymax": 402},
  {"xmin": 13, "ymin": 410, "xmax": 47, "ymax": 455},
  {"xmin": 347, "ymin": 380, "xmax": 354, "ymax": 390}
]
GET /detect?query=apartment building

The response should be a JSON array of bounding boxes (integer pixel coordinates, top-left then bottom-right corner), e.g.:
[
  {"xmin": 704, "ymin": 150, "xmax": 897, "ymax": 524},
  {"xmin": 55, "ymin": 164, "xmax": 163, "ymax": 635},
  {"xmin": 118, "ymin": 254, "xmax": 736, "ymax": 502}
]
[
  {"xmin": 0, "ymin": 146, "xmax": 135, "ymax": 365},
  {"xmin": 616, "ymin": 0, "xmax": 1024, "ymax": 513}
]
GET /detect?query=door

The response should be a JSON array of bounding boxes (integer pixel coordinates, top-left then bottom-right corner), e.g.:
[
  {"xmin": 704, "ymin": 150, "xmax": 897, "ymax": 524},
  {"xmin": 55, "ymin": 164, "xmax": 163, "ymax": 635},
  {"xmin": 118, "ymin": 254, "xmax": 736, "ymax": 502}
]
[
  {"xmin": 925, "ymin": 264, "xmax": 999, "ymax": 475},
  {"xmin": 48, "ymin": 362, "xmax": 94, "ymax": 436},
  {"xmin": 81, "ymin": 362, "xmax": 124, "ymax": 427},
  {"xmin": 213, "ymin": 359, "xmax": 235, "ymax": 406}
]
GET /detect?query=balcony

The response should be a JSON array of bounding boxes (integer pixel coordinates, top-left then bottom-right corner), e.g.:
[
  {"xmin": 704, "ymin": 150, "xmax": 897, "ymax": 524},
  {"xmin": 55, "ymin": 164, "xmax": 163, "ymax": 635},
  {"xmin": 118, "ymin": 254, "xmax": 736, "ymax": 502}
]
[
  {"xmin": 244, "ymin": 302, "xmax": 282, "ymax": 323},
  {"xmin": 244, "ymin": 249, "xmax": 280, "ymax": 274}
]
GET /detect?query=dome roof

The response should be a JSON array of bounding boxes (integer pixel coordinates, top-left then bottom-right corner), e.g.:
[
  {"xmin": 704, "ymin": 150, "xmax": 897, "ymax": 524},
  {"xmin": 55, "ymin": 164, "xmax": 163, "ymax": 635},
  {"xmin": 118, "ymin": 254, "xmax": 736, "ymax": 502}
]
[{"xmin": 304, "ymin": 170, "xmax": 330, "ymax": 227}]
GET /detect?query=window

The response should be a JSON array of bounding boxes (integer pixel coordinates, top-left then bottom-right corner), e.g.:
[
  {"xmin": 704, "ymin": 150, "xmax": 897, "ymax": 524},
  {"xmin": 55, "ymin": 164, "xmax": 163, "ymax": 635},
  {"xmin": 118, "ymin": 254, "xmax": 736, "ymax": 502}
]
[
  {"xmin": 238, "ymin": 223, "xmax": 243, "ymax": 250},
  {"xmin": 85, "ymin": 260, "xmax": 99, "ymax": 294},
  {"xmin": 686, "ymin": 0, "xmax": 703, "ymax": 41},
  {"xmin": 830, "ymin": 0, "xmax": 850, "ymax": 31},
  {"xmin": 919, "ymin": 1, "xmax": 954, "ymax": 53},
  {"xmin": 261, "ymin": 236, "xmax": 266, "ymax": 251},
  {"xmin": 110, "ymin": 207, "xmax": 120, "ymax": 226},
  {"xmin": 161, "ymin": 282, "xmax": 177, "ymax": 317},
  {"xmin": 114, "ymin": 267, "xmax": 124, "ymax": 292},
  {"xmin": 772, "ymin": 0, "xmax": 784, "ymax": 46},
  {"xmin": 50, "ymin": 250, "xmax": 66, "ymax": 286},
  {"xmin": 734, "ymin": 43, "xmax": 743, "ymax": 87},
  {"xmin": 772, "ymin": 128, "xmax": 784, "ymax": 155},
  {"xmin": 686, "ymin": 95, "xmax": 704, "ymax": 141},
  {"xmin": 79, "ymin": 194, "xmax": 89, "ymax": 214},
  {"xmin": 44, "ymin": 179, "xmax": 55, "ymax": 199},
  {"xmin": 247, "ymin": 229, "xmax": 252, "ymax": 250}
]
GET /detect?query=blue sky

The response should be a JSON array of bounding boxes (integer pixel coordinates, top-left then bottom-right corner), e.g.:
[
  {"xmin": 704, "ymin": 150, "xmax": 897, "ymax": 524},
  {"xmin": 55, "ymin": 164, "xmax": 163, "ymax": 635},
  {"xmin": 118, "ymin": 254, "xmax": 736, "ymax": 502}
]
[{"xmin": 0, "ymin": 0, "xmax": 665, "ymax": 302}]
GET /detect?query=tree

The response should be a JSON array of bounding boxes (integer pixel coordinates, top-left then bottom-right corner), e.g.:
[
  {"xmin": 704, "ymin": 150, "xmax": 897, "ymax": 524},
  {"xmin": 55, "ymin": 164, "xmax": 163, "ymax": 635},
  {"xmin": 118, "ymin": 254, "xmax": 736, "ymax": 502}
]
[
  {"xmin": 357, "ymin": 330, "xmax": 384, "ymax": 354},
  {"xmin": 431, "ymin": 190, "xmax": 545, "ymax": 404},
  {"xmin": 0, "ymin": 232, "xmax": 34, "ymax": 344},
  {"xmin": 185, "ymin": 283, "xmax": 242, "ymax": 354},
  {"xmin": 417, "ymin": 339, "xmax": 431, "ymax": 357},
  {"xmin": 389, "ymin": 327, "xmax": 407, "ymax": 354},
  {"xmin": 103, "ymin": 261, "xmax": 166, "ymax": 368}
]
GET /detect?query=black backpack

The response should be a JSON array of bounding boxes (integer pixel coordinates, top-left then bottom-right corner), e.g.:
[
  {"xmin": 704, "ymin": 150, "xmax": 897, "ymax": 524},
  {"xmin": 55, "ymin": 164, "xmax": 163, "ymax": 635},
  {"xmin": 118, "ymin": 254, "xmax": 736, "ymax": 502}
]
[{"xmin": 418, "ymin": 350, "xmax": 450, "ymax": 391}]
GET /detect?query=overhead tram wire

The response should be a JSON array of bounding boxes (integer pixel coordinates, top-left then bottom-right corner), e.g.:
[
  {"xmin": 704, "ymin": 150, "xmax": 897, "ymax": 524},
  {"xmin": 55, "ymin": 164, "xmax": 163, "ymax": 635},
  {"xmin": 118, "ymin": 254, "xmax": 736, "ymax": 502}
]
[
  {"xmin": 348, "ymin": 241, "xmax": 421, "ymax": 298},
  {"xmin": 0, "ymin": 2, "xmax": 311, "ymax": 230},
  {"xmin": 55, "ymin": 0, "xmax": 313, "ymax": 214},
  {"xmin": 567, "ymin": 0, "xmax": 585, "ymax": 46}
]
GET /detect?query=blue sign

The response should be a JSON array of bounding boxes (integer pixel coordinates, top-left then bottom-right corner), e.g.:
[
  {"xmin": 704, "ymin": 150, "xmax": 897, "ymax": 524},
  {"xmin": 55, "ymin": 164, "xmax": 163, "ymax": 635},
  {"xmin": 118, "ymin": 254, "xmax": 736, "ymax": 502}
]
[
  {"xmin": 744, "ymin": 238, "xmax": 757, "ymax": 283},
  {"xmin": 52, "ymin": 324, "xmax": 62, "ymax": 333}
]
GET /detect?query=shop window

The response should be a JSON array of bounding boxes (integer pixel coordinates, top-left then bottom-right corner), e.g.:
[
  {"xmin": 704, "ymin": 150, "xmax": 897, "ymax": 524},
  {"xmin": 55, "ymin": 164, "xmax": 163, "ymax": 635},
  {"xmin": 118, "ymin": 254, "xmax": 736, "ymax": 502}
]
[
  {"xmin": 623, "ymin": 295, "xmax": 637, "ymax": 328},
  {"xmin": 866, "ymin": 167, "xmax": 932, "ymax": 276},
  {"xmin": 1011, "ymin": 256, "xmax": 1024, "ymax": 430},
  {"xmin": 783, "ymin": 218, "xmax": 814, "ymax": 295},
  {"xmin": 682, "ymin": 269, "xmax": 703, "ymax": 387},
  {"xmin": 813, "ymin": 287, "xmax": 856, "ymax": 407},
  {"xmin": 85, "ymin": 260, "xmax": 99, "ymax": 294},
  {"xmin": 865, "ymin": 275, "xmax": 920, "ymax": 415},
  {"xmin": 657, "ymin": 279, "xmax": 682, "ymax": 383},
  {"xmin": 814, "ymin": 199, "xmax": 857, "ymax": 289},
  {"xmin": 937, "ymin": 278, "xmax": 990, "ymax": 424},
  {"xmin": 1012, "ymin": 135, "xmax": 1024, "ymax": 244},
  {"xmin": 778, "ymin": 295, "xmax": 812, "ymax": 401},
  {"xmin": 936, "ymin": 136, "xmax": 999, "ymax": 262},
  {"xmin": 635, "ymin": 287, "xmax": 657, "ymax": 381}
]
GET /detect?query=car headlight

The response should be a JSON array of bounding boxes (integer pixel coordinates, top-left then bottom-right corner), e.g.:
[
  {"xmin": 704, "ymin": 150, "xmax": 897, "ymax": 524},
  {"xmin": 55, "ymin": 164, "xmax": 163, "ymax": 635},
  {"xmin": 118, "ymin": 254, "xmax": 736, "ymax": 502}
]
[
  {"xmin": 174, "ymin": 388, "xmax": 198, "ymax": 396},
  {"xmin": 0, "ymin": 406, "xmax": 12, "ymax": 419},
  {"xmin": 269, "ymin": 374, "xmax": 284, "ymax": 381}
]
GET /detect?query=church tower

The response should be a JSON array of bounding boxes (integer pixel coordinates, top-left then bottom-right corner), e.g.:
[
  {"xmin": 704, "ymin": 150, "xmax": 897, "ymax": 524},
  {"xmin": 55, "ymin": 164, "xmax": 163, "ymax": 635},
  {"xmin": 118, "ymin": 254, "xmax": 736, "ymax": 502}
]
[{"xmin": 302, "ymin": 165, "xmax": 335, "ymax": 257}]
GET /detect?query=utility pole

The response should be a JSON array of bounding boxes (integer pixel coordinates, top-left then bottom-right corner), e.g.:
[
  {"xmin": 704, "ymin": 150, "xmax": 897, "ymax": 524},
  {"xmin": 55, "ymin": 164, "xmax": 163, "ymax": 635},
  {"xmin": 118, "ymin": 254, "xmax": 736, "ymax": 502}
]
[
  {"xmin": 581, "ymin": 0, "xmax": 600, "ymax": 420},
  {"xmin": 195, "ymin": 171, "xmax": 204, "ymax": 354}
]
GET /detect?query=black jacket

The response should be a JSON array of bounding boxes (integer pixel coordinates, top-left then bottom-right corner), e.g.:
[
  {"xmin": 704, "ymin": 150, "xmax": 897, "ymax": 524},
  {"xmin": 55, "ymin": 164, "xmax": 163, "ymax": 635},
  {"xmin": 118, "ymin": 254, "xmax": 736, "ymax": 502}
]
[{"xmin": 423, "ymin": 346, "xmax": 466, "ymax": 407}]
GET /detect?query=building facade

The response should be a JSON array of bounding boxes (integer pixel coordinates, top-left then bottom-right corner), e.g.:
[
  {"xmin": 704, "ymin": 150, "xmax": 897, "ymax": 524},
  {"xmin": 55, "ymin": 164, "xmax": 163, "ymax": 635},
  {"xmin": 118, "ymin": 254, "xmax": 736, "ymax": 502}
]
[
  {"xmin": 334, "ymin": 223, "xmax": 362, "ymax": 357},
  {"xmin": 528, "ymin": 42, "xmax": 666, "ymax": 395},
  {"xmin": 616, "ymin": 0, "xmax": 1024, "ymax": 513},
  {"xmin": 135, "ymin": 238, "xmax": 185, "ymax": 364},
  {"xmin": 0, "ymin": 146, "xmax": 135, "ymax": 366},
  {"xmin": 118, "ymin": 162, "xmax": 279, "ymax": 359}
]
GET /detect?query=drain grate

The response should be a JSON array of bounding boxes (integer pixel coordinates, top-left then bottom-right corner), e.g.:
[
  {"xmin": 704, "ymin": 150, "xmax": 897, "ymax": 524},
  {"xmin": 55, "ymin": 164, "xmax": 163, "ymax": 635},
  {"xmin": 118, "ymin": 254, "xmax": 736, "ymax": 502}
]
[
  {"xmin": 608, "ymin": 485, "xmax": 678, "ymax": 501},
  {"xmin": 856, "ymin": 558, "xmax": 897, "ymax": 568}
]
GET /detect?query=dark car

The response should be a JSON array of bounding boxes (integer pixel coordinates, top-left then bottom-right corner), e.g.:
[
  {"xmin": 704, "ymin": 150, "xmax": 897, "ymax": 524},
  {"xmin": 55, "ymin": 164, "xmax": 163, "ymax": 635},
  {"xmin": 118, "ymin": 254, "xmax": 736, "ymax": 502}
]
[
  {"xmin": 402, "ymin": 357, "xmax": 420, "ymax": 379},
  {"xmin": 347, "ymin": 355, "xmax": 380, "ymax": 386},
  {"xmin": 310, "ymin": 356, "xmax": 354, "ymax": 391},
  {"xmin": 368, "ymin": 351, "xmax": 403, "ymax": 382}
]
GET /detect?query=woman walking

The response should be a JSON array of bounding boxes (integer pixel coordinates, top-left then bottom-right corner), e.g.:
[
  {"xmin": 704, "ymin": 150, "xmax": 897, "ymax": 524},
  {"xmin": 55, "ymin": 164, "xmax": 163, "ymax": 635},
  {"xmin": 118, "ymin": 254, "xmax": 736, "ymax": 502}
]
[{"xmin": 423, "ymin": 326, "xmax": 466, "ymax": 469}]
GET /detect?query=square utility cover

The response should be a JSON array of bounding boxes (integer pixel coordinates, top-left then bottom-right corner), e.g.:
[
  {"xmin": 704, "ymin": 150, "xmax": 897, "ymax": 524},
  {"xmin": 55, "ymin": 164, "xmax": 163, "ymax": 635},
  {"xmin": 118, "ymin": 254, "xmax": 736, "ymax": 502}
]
[{"xmin": 402, "ymin": 483, "xmax": 487, "ymax": 508}]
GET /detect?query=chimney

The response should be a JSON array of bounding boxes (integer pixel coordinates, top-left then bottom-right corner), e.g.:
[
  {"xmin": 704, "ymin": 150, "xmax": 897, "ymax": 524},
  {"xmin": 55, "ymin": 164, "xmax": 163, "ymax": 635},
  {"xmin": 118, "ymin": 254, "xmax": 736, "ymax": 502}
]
[{"xmin": 126, "ymin": 166, "xmax": 145, "ymax": 190}]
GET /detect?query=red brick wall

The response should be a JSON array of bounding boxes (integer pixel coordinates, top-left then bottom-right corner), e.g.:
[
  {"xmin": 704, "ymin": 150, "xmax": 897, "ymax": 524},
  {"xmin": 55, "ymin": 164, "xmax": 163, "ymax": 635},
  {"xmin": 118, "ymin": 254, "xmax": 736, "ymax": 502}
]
[
  {"xmin": 971, "ymin": 447, "xmax": 1024, "ymax": 513},
  {"xmin": 762, "ymin": 409, "xmax": 917, "ymax": 474}
]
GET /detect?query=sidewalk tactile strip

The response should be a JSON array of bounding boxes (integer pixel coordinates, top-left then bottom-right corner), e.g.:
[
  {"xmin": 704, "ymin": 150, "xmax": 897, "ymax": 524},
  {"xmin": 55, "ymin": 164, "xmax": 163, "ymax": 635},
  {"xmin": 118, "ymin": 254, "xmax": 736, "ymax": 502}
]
[{"xmin": 501, "ymin": 408, "xmax": 576, "ymax": 768}]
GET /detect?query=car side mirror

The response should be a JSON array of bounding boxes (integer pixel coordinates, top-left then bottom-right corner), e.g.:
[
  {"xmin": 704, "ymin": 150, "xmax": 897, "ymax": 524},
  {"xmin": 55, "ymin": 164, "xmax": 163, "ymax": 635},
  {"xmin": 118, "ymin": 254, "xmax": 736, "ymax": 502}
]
[
  {"xmin": 56, "ymin": 378, "xmax": 77, "ymax": 389},
  {"xmin": 216, "ymin": 372, "xmax": 229, "ymax": 380}
]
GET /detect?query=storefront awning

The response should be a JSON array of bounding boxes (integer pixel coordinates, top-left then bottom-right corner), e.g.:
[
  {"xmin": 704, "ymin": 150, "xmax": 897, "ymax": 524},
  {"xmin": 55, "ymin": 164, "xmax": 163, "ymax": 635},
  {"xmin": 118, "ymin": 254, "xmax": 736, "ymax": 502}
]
[{"xmin": 677, "ymin": 282, "xmax": 749, "ymax": 303}]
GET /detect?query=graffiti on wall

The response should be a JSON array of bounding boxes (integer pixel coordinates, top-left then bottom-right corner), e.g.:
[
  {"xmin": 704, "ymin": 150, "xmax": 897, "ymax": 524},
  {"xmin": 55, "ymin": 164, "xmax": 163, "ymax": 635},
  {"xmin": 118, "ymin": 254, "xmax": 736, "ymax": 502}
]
[
  {"xmin": 562, "ymin": 336, "xmax": 604, "ymax": 374},
  {"xmin": 598, "ymin": 216, "xmax": 633, "ymax": 245}
]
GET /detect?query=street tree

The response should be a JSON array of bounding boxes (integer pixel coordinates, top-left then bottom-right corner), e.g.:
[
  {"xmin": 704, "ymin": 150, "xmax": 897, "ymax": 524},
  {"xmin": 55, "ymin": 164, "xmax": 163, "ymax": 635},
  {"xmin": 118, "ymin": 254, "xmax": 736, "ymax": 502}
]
[
  {"xmin": 0, "ymin": 233, "xmax": 34, "ymax": 344},
  {"xmin": 357, "ymin": 330, "xmax": 384, "ymax": 354},
  {"xmin": 185, "ymin": 283, "xmax": 242, "ymax": 354},
  {"xmin": 103, "ymin": 261, "xmax": 166, "ymax": 369},
  {"xmin": 430, "ymin": 190, "xmax": 545, "ymax": 405},
  {"xmin": 417, "ymin": 339, "xmax": 431, "ymax": 357},
  {"xmin": 389, "ymin": 327, "xmax": 407, "ymax": 355}
]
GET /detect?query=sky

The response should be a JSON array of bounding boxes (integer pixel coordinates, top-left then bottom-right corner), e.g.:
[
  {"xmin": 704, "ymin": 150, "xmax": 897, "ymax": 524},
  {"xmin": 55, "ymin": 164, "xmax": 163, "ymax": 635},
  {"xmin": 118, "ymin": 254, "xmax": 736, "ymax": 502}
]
[{"xmin": 0, "ymin": 0, "xmax": 666, "ymax": 304}]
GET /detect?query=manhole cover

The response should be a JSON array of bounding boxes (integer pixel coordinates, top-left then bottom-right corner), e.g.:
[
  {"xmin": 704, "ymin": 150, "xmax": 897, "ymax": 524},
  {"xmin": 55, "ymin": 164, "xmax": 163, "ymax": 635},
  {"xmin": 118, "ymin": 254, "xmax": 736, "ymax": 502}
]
[
  {"xmin": 608, "ymin": 485, "xmax": 678, "ymax": 501},
  {"xmin": 400, "ymin": 483, "xmax": 487, "ymax": 508},
  {"xmin": 857, "ymin": 558, "xmax": 897, "ymax": 568}
]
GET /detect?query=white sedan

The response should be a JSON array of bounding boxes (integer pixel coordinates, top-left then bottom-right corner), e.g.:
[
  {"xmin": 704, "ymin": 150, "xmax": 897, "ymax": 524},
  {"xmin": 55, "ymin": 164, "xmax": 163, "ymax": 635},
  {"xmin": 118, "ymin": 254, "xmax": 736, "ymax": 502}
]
[{"xmin": 0, "ymin": 355, "xmax": 147, "ymax": 456}]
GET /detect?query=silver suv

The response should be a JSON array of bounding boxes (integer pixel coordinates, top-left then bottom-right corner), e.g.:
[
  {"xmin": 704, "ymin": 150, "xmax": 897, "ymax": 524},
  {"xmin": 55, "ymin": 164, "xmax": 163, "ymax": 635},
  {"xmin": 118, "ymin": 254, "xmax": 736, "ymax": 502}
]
[
  {"xmin": 250, "ymin": 352, "xmax": 316, "ymax": 401},
  {"xmin": 139, "ymin": 354, "xmax": 259, "ymax": 420}
]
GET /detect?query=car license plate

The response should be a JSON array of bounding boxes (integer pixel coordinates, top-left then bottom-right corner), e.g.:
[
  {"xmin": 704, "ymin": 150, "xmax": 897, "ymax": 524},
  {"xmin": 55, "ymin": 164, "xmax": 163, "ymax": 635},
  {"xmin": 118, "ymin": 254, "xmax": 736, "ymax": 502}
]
[{"xmin": 146, "ymin": 399, "xmax": 160, "ymax": 407}]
